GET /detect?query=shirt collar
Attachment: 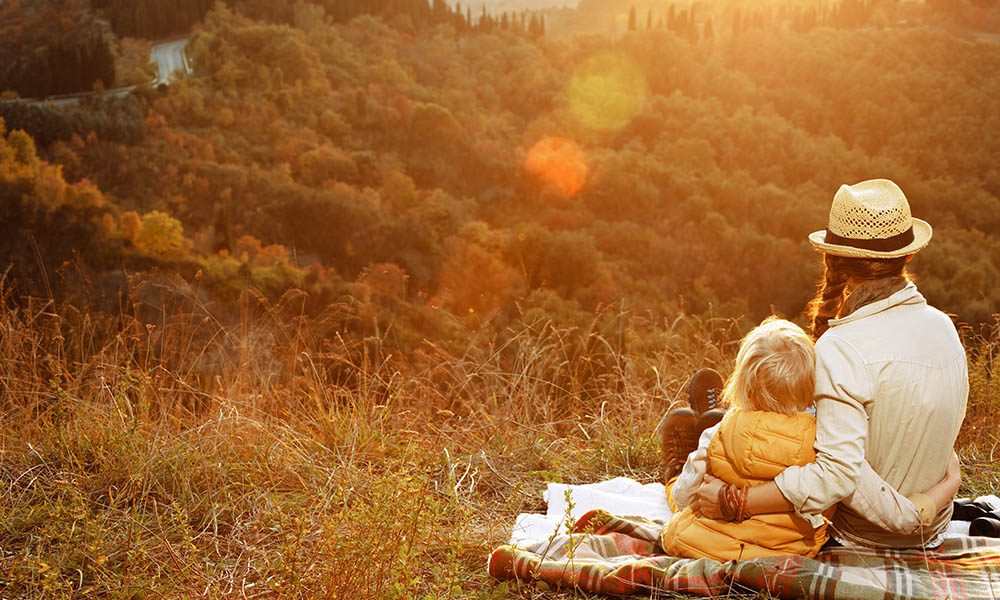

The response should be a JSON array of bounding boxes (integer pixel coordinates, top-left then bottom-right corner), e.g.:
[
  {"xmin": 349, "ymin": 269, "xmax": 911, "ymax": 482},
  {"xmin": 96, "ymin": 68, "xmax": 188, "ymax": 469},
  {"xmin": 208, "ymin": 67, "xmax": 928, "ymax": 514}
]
[{"xmin": 829, "ymin": 281, "xmax": 925, "ymax": 327}]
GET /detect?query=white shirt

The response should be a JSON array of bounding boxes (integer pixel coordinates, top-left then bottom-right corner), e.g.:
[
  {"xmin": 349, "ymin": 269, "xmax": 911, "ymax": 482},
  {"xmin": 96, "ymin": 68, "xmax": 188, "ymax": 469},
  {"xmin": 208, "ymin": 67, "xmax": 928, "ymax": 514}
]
[{"xmin": 774, "ymin": 282, "xmax": 968, "ymax": 547}]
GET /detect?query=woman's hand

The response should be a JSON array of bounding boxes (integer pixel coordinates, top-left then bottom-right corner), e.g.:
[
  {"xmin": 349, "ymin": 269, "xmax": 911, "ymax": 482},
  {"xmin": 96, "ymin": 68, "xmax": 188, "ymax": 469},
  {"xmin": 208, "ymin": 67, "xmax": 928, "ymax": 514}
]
[
  {"xmin": 916, "ymin": 449, "xmax": 962, "ymax": 517},
  {"xmin": 689, "ymin": 474, "xmax": 725, "ymax": 519}
]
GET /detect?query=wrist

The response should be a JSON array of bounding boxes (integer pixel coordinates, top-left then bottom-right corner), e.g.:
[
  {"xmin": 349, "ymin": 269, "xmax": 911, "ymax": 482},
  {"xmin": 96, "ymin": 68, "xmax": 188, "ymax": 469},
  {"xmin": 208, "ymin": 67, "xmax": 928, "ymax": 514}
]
[
  {"xmin": 907, "ymin": 493, "xmax": 937, "ymax": 527},
  {"xmin": 718, "ymin": 483, "xmax": 750, "ymax": 522}
]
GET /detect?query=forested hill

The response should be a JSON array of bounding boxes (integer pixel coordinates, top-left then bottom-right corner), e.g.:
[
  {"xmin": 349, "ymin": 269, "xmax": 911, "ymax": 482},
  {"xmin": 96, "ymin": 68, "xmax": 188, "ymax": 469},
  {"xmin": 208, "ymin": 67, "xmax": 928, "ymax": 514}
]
[
  {"xmin": 0, "ymin": 0, "xmax": 542, "ymax": 97},
  {"xmin": 1, "ymin": 0, "xmax": 998, "ymax": 356}
]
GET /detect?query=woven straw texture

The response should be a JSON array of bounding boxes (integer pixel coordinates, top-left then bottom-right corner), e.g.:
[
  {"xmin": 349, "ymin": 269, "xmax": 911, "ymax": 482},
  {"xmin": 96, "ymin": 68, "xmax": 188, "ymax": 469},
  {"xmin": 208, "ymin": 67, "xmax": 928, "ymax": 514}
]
[
  {"xmin": 829, "ymin": 187, "xmax": 911, "ymax": 239},
  {"xmin": 809, "ymin": 179, "xmax": 932, "ymax": 259}
]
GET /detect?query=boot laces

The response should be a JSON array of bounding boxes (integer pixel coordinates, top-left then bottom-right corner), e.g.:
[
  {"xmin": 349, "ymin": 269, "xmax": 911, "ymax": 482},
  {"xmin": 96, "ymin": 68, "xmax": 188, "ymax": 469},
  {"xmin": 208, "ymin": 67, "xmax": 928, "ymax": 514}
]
[{"xmin": 705, "ymin": 388, "xmax": 719, "ymax": 411}]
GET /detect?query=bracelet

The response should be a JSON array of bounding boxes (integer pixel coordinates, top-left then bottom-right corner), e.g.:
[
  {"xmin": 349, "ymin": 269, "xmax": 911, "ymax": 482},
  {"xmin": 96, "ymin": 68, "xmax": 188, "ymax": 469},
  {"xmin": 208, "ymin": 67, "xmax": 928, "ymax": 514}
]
[
  {"xmin": 718, "ymin": 484, "xmax": 731, "ymax": 521},
  {"xmin": 736, "ymin": 485, "xmax": 749, "ymax": 522},
  {"xmin": 718, "ymin": 483, "xmax": 750, "ymax": 522}
]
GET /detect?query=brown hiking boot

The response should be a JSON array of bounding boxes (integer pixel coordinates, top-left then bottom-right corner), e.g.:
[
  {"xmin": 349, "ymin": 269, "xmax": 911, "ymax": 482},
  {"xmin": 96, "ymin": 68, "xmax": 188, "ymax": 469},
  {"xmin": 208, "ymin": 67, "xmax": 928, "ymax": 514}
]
[
  {"xmin": 659, "ymin": 408, "xmax": 699, "ymax": 482},
  {"xmin": 688, "ymin": 368, "xmax": 725, "ymax": 415},
  {"xmin": 696, "ymin": 409, "xmax": 725, "ymax": 434}
]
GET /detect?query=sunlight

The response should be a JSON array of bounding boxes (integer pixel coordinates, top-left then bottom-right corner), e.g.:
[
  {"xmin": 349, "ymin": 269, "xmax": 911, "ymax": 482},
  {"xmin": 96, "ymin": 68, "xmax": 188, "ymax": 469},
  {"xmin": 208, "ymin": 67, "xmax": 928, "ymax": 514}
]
[
  {"xmin": 2, "ymin": 0, "xmax": 997, "ymax": 594},
  {"xmin": 567, "ymin": 51, "xmax": 647, "ymax": 132},
  {"xmin": 523, "ymin": 136, "xmax": 588, "ymax": 198}
]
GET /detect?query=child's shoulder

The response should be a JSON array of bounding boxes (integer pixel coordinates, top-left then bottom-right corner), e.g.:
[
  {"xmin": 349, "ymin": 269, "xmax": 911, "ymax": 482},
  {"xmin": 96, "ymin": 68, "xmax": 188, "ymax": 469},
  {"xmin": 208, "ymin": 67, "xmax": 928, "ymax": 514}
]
[{"xmin": 722, "ymin": 406, "xmax": 816, "ymax": 429}]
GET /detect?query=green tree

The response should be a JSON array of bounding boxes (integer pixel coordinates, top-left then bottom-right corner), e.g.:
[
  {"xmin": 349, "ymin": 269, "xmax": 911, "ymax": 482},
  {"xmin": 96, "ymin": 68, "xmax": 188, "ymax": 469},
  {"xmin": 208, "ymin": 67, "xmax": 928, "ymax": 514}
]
[{"xmin": 134, "ymin": 211, "xmax": 187, "ymax": 258}]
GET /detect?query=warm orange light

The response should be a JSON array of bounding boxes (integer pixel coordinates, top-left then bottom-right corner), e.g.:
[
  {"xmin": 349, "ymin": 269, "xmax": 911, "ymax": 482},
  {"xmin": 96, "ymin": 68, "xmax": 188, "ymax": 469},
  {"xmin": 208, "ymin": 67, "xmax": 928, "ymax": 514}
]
[{"xmin": 523, "ymin": 137, "xmax": 588, "ymax": 198}]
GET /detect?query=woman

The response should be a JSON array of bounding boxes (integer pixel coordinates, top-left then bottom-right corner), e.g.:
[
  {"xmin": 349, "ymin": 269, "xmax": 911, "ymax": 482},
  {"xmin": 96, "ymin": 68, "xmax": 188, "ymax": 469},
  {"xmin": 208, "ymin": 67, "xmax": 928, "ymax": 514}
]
[{"xmin": 691, "ymin": 178, "xmax": 969, "ymax": 549}]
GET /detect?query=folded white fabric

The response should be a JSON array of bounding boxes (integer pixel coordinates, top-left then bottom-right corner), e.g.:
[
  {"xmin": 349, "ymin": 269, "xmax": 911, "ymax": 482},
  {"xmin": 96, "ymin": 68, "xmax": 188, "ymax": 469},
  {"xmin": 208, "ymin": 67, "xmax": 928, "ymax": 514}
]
[{"xmin": 509, "ymin": 477, "xmax": 672, "ymax": 546}]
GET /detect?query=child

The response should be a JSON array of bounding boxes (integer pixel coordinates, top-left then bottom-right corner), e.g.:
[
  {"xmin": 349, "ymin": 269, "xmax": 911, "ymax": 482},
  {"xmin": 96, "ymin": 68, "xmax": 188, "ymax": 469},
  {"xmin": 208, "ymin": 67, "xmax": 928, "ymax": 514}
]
[{"xmin": 659, "ymin": 317, "xmax": 959, "ymax": 561}]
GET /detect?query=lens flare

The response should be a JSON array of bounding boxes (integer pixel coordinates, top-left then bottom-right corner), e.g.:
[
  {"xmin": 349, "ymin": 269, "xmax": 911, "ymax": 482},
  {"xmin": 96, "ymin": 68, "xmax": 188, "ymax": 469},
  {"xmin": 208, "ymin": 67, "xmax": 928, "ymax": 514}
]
[
  {"xmin": 567, "ymin": 51, "xmax": 647, "ymax": 132},
  {"xmin": 523, "ymin": 137, "xmax": 588, "ymax": 198}
]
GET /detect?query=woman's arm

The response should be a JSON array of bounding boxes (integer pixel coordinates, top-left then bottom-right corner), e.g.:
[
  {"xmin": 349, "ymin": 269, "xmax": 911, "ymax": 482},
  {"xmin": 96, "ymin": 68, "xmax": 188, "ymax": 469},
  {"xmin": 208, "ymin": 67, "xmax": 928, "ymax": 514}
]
[
  {"xmin": 690, "ymin": 476, "xmax": 790, "ymax": 519},
  {"xmin": 840, "ymin": 458, "xmax": 957, "ymax": 534},
  {"xmin": 923, "ymin": 450, "xmax": 962, "ymax": 513},
  {"xmin": 691, "ymin": 451, "xmax": 962, "ymax": 528}
]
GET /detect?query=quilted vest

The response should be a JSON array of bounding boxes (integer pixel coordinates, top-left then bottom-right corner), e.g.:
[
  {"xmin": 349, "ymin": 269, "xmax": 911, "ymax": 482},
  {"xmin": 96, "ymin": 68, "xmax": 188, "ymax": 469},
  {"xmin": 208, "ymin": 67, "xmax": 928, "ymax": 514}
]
[{"xmin": 660, "ymin": 407, "xmax": 831, "ymax": 561}]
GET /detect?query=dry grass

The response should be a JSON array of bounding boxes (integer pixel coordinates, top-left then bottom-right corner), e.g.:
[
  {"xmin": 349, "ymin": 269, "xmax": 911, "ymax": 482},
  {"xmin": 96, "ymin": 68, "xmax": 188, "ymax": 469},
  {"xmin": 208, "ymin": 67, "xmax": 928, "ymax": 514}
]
[{"xmin": 0, "ymin": 275, "xmax": 996, "ymax": 599}]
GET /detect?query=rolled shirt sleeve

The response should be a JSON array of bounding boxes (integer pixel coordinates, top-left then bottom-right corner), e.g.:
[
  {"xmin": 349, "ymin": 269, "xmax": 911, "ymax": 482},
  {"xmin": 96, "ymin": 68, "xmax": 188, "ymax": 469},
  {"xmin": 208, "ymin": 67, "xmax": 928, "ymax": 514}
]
[
  {"xmin": 844, "ymin": 461, "xmax": 927, "ymax": 535},
  {"xmin": 775, "ymin": 334, "xmax": 871, "ymax": 527}
]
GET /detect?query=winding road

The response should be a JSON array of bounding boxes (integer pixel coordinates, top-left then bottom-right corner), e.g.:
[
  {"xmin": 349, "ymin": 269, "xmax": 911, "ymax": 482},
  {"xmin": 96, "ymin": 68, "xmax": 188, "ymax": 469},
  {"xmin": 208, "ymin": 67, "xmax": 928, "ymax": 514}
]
[
  {"xmin": 151, "ymin": 38, "xmax": 192, "ymax": 86},
  {"xmin": 2, "ymin": 38, "xmax": 192, "ymax": 107}
]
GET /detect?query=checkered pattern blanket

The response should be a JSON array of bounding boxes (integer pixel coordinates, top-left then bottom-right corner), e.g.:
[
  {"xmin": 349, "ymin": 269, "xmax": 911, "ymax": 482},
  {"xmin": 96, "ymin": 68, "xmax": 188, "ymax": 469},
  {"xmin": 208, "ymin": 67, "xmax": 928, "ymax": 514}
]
[{"xmin": 489, "ymin": 509, "xmax": 1000, "ymax": 599}]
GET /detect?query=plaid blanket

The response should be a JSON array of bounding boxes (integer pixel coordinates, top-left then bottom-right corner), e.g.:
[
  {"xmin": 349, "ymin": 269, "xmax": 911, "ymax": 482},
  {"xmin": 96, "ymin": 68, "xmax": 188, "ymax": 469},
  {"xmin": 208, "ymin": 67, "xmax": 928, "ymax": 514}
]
[{"xmin": 488, "ymin": 509, "xmax": 1000, "ymax": 599}]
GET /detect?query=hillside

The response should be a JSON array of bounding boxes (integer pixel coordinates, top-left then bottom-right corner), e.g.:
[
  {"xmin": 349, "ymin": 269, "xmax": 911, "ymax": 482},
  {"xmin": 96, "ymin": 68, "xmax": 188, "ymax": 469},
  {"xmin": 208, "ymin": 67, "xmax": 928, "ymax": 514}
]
[
  {"xmin": 0, "ymin": 0, "xmax": 997, "ymax": 596},
  {"xmin": 5, "ymin": 2, "xmax": 997, "ymax": 332}
]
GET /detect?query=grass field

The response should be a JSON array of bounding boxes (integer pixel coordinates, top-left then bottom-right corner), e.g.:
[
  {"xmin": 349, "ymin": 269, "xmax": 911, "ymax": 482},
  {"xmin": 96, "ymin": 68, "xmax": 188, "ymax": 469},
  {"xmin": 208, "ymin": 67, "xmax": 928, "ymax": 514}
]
[{"xmin": 0, "ymin": 277, "xmax": 996, "ymax": 598}]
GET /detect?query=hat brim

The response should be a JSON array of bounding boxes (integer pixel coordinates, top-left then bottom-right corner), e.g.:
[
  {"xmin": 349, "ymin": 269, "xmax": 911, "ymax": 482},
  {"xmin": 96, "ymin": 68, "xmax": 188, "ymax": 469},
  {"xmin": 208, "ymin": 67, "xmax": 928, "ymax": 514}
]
[{"xmin": 808, "ymin": 218, "xmax": 932, "ymax": 259}]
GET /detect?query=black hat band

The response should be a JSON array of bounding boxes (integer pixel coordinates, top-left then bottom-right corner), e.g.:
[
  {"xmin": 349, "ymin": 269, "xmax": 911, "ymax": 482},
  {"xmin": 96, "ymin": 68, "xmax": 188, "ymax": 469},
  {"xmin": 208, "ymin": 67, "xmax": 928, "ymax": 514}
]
[{"xmin": 824, "ymin": 226, "xmax": 915, "ymax": 252}]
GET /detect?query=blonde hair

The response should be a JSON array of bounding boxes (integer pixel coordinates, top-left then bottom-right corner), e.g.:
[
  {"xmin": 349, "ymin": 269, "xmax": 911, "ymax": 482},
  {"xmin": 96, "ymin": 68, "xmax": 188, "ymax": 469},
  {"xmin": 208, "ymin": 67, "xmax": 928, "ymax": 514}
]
[{"xmin": 723, "ymin": 317, "xmax": 815, "ymax": 415}]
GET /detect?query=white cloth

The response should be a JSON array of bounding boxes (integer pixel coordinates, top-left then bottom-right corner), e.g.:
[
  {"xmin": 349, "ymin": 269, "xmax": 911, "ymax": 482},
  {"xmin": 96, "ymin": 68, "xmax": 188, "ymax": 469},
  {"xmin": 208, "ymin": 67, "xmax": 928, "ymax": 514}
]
[
  {"xmin": 508, "ymin": 477, "xmax": 673, "ymax": 546},
  {"xmin": 507, "ymin": 476, "xmax": 999, "ymax": 547}
]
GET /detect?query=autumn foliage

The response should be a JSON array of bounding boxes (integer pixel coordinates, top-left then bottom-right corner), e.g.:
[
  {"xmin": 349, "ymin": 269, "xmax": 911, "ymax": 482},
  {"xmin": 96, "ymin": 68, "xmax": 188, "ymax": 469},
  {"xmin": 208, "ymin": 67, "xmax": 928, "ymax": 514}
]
[{"xmin": 0, "ymin": 1, "xmax": 998, "ymax": 597}]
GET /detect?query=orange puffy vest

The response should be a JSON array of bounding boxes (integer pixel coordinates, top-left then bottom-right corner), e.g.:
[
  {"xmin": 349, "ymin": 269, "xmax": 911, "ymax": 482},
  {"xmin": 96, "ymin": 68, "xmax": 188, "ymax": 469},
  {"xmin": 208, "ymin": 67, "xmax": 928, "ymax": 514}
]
[{"xmin": 660, "ymin": 407, "xmax": 832, "ymax": 561}]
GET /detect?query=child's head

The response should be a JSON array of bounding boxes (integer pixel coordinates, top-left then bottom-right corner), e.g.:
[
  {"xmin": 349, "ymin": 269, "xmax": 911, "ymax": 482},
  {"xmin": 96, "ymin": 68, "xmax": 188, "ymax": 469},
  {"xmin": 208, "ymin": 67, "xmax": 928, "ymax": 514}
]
[{"xmin": 723, "ymin": 317, "xmax": 815, "ymax": 415}]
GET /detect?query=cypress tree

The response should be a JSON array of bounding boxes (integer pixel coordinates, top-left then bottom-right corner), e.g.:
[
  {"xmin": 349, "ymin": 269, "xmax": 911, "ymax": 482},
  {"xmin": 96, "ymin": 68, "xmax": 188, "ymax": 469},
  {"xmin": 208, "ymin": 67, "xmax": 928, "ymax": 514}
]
[{"xmin": 628, "ymin": 6, "xmax": 637, "ymax": 31}]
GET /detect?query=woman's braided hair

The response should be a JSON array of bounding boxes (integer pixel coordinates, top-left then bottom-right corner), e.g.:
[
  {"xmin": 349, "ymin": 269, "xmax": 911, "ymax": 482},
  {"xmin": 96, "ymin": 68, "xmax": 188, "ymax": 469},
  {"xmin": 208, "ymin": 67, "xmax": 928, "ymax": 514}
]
[{"xmin": 808, "ymin": 254, "xmax": 912, "ymax": 340}]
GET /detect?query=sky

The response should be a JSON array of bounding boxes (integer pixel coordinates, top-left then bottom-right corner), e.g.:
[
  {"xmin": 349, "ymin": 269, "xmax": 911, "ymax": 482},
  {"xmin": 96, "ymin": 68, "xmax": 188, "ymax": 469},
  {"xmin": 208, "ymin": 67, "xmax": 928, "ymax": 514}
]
[{"xmin": 446, "ymin": 0, "xmax": 580, "ymax": 12}]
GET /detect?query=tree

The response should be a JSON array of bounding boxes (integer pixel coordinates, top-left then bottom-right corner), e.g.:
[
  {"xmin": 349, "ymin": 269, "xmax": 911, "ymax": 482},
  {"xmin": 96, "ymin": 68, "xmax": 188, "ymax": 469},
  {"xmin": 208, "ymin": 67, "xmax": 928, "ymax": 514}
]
[
  {"xmin": 628, "ymin": 6, "xmax": 637, "ymax": 32},
  {"xmin": 296, "ymin": 146, "xmax": 359, "ymax": 186},
  {"xmin": 134, "ymin": 211, "xmax": 187, "ymax": 258}
]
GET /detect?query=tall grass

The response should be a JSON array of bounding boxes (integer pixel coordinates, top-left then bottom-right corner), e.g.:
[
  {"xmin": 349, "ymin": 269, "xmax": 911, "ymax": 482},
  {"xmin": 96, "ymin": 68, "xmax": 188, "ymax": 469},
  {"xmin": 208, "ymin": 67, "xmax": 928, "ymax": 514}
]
[{"xmin": 0, "ymin": 275, "xmax": 996, "ymax": 598}]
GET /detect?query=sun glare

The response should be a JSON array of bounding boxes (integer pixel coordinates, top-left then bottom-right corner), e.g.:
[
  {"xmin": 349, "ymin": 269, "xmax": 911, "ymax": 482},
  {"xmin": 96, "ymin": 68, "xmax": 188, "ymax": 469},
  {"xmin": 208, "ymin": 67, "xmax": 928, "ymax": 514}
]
[
  {"xmin": 523, "ymin": 137, "xmax": 588, "ymax": 198},
  {"xmin": 567, "ymin": 51, "xmax": 647, "ymax": 132}
]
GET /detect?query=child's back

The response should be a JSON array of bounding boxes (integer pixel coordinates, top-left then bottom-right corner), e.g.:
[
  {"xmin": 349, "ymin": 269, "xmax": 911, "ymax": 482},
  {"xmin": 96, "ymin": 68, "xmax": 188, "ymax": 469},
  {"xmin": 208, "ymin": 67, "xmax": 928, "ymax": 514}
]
[
  {"xmin": 660, "ymin": 318, "xmax": 830, "ymax": 560},
  {"xmin": 660, "ymin": 407, "xmax": 829, "ymax": 560}
]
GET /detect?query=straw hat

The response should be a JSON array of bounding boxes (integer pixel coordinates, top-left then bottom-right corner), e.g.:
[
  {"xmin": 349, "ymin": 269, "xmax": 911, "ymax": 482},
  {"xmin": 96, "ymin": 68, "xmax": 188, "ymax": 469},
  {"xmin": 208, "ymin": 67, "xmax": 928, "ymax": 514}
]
[{"xmin": 808, "ymin": 179, "xmax": 932, "ymax": 259}]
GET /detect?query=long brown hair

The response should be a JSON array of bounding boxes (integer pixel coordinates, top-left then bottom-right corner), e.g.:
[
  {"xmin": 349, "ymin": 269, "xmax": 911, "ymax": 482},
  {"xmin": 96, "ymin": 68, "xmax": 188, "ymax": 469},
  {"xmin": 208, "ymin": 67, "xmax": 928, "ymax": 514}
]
[{"xmin": 808, "ymin": 254, "xmax": 912, "ymax": 340}]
